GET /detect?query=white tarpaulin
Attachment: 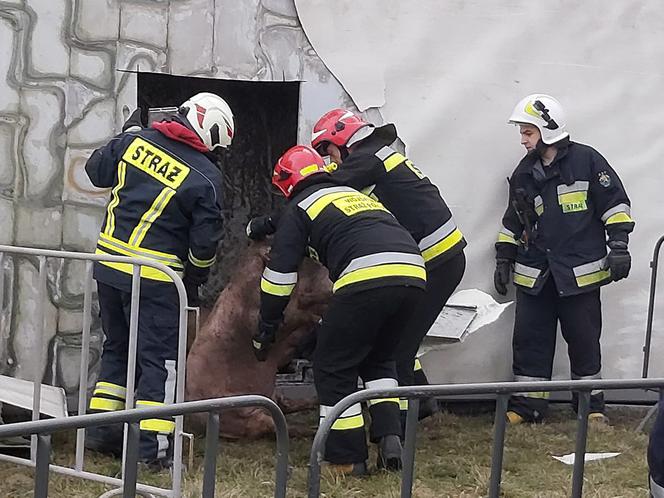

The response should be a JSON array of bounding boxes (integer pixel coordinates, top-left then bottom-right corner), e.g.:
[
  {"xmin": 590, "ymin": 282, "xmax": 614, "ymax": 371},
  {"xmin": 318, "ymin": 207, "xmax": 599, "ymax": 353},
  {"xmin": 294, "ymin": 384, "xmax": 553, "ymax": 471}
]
[{"xmin": 295, "ymin": 0, "xmax": 664, "ymax": 385}]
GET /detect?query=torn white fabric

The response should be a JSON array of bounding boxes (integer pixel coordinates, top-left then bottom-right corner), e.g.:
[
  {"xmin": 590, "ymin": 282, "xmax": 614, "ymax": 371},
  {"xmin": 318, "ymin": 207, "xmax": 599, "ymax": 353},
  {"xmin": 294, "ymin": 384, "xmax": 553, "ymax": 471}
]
[{"xmin": 552, "ymin": 452, "xmax": 620, "ymax": 465}]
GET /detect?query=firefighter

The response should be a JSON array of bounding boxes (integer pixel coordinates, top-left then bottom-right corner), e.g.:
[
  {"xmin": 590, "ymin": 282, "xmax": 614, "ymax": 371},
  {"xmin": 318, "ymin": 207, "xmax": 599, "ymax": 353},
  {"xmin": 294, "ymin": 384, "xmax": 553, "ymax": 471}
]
[
  {"xmin": 311, "ymin": 109, "xmax": 466, "ymax": 420},
  {"xmin": 253, "ymin": 145, "xmax": 426, "ymax": 474},
  {"xmin": 84, "ymin": 92, "xmax": 234, "ymax": 468},
  {"xmin": 649, "ymin": 393, "xmax": 664, "ymax": 497},
  {"xmin": 495, "ymin": 94, "xmax": 634, "ymax": 424}
]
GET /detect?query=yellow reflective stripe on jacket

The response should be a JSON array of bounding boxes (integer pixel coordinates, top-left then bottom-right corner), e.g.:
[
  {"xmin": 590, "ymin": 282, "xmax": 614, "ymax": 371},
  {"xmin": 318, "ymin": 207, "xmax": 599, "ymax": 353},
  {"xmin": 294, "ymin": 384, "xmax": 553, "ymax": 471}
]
[
  {"xmin": 128, "ymin": 186, "xmax": 176, "ymax": 247},
  {"xmin": 557, "ymin": 181, "xmax": 589, "ymax": 212},
  {"xmin": 497, "ymin": 226, "xmax": 519, "ymax": 245},
  {"xmin": 261, "ymin": 268, "xmax": 297, "ymax": 296},
  {"xmin": 534, "ymin": 195, "xmax": 544, "ymax": 216},
  {"xmin": 399, "ymin": 399, "xmax": 409, "ymax": 410},
  {"xmin": 98, "ymin": 233, "xmax": 184, "ymax": 268},
  {"xmin": 375, "ymin": 146, "xmax": 406, "ymax": 172},
  {"xmin": 96, "ymin": 249, "xmax": 180, "ymax": 282},
  {"xmin": 188, "ymin": 249, "xmax": 216, "ymax": 269},
  {"xmin": 421, "ymin": 228, "xmax": 463, "ymax": 262},
  {"xmin": 297, "ymin": 186, "xmax": 356, "ymax": 219},
  {"xmin": 513, "ymin": 263, "xmax": 540, "ymax": 288},
  {"xmin": 94, "ymin": 381, "xmax": 127, "ymax": 399},
  {"xmin": 260, "ymin": 278, "xmax": 295, "ymax": 297},
  {"xmin": 601, "ymin": 203, "xmax": 633, "ymax": 225},
  {"xmin": 333, "ymin": 264, "xmax": 426, "ymax": 293},
  {"xmin": 90, "ymin": 397, "xmax": 125, "ymax": 412},
  {"xmin": 573, "ymin": 257, "xmax": 610, "ymax": 287},
  {"xmin": 104, "ymin": 161, "xmax": 127, "ymax": 236}
]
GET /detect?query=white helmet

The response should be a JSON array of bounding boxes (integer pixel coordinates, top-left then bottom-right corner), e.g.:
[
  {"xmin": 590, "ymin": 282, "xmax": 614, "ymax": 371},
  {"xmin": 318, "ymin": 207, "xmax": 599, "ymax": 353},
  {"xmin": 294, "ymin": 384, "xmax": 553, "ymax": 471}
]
[
  {"xmin": 180, "ymin": 92, "xmax": 234, "ymax": 151},
  {"xmin": 508, "ymin": 94, "xmax": 568, "ymax": 145}
]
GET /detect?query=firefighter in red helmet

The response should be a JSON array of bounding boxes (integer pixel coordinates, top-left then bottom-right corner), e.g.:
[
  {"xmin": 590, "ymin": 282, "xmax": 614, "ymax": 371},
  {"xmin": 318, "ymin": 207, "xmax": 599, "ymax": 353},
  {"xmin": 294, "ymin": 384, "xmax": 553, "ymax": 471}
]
[
  {"xmin": 310, "ymin": 108, "xmax": 467, "ymax": 422},
  {"xmin": 253, "ymin": 145, "xmax": 426, "ymax": 474}
]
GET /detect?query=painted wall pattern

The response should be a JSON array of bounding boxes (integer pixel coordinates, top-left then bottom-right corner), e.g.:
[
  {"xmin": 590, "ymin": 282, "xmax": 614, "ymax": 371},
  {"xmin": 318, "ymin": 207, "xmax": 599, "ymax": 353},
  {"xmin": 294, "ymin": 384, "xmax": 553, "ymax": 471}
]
[{"xmin": 0, "ymin": 0, "xmax": 352, "ymax": 407}]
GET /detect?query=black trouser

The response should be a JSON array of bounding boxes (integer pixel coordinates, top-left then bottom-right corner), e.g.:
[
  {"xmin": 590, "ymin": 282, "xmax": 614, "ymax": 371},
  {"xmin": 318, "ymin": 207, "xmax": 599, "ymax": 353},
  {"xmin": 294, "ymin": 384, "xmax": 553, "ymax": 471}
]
[
  {"xmin": 509, "ymin": 277, "xmax": 604, "ymax": 421},
  {"xmin": 649, "ymin": 392, "xmax": 664, "ymax": 497},
  {"xmin": 89, "ymin": 281, "xmax": 180, "ymax": 461},
  {"xmin": 314, "ymin": 285, "xmax": 424, "ymax": 464}
]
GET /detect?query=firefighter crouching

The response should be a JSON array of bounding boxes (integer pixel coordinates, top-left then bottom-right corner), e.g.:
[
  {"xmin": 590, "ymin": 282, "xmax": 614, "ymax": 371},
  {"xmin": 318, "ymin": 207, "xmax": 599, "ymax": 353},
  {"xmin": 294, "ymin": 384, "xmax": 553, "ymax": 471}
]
[
  {"xmin": 252, "ymin": 145, "xmax": 426, "ymax": 475},
  {"xmin": 494, "ymin": 94, "xmax": 634, "ymax": 424},
  {"xmin": 311, "ymin": 108, "xmax": 467, "ymax": 423},
  {"xmin": 84, "ymin": 93, "xmax": 234, "ymax": 468}
]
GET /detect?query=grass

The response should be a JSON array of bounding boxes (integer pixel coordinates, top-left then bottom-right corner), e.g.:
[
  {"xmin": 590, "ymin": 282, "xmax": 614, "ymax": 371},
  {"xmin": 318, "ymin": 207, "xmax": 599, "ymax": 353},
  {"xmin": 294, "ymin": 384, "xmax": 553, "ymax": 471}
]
[{"xmin": 0, "ymin": 405, "xmax": 653, "ymax": 497}]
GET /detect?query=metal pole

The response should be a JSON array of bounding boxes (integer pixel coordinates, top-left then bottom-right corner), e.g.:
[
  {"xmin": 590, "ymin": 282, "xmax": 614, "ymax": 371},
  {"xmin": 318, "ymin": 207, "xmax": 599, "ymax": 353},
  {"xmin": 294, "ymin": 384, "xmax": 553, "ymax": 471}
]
[
  {"xmin": 34, "ymin": 434, "xmax": 51, "ymax": 498},
  {"xmin": 488, "ymin": 394, "xmax": 509, "ymax": 498},
  {"xmin": 271, "ymin": 403, "xmax": 290, "ymax": 498},
  {"xmin": 571, "ymin": 391, "xmax": 591, "ymax": 498},
  {"xmin": 0, "ymin": 252, "xmax": 5, "ymax": 333},
  {"xmin": 123, "ymin": 422, "xmax": 140, "ymax": 498},
  {"xmin": 75, "ymin": 261, "xmax": 94, "ymax": 471},
  {"xmin": 31, "ymin": 256, "xmax": 47, "ymax": 461},
  {"xmin": 202, "ymin": 412, "xmax": 220, "ymax": 498},
  {"xmin": 643, "ymin": 235, "xmax": 664, "ymax": 378},
  {"xmin": 122, "ymin": 265, "xmax": 141, "ymax": 478},
  {"xmin": 400, "ymin": 398, "xmax": 420, "ymax": 498}
]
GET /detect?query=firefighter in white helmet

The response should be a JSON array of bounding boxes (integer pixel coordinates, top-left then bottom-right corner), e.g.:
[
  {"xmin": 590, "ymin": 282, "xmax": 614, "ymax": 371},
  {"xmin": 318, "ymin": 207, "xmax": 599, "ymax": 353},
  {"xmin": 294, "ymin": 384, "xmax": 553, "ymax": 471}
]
[
  {"xmin": 85, "ymin": 92, "xmax": 233, "ymax": 469},
  {"xmin": 495, "ymin": 94, "xmax": 634, "ymax": 424}
]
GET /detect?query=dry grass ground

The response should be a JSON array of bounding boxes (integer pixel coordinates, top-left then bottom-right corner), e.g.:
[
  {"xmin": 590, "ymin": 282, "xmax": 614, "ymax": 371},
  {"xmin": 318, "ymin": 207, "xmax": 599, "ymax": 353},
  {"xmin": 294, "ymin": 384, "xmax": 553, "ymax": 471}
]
[{"xmin": 0, "ymin": 404, "xmax": 653, "ymax": 497}]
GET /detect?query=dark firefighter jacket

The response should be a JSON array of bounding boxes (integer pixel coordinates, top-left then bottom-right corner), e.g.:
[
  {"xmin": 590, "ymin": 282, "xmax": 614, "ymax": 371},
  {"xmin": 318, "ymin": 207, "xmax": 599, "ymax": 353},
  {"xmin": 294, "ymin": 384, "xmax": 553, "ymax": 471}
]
[
  {"xmin": 495, "ymin": 140, "xmax": 634, "ymax": 297},
  {"xmin": 259, "ymin": 175, "xmax": 426, "ymax": 325},
  {"xmin": 328, "ymin": 124, "xmax": 466, "ymax": 269},
  {"xmin": 85, "ymin": 120, "xmax": 224, "ymax": 291}
]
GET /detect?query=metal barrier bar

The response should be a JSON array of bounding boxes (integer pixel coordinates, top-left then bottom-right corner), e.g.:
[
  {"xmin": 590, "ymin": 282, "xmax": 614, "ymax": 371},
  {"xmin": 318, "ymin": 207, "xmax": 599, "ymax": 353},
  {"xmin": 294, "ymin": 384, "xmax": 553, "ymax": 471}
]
[
  {"xmin": 307, "ymin": 378, "xmax": 664, "ymax": 498},
  {"xmin": 0, "ymin": 395, "xmax": 289, "ymax": 498},
  {"xmin": 0, "ymin": 244, "xmax": 189, "ymax": 497},
  {"xmin": 400, "ymin": 399, "xmax": 419, "ymax": 498},
  {"xmin": 643, "ymin": 234, "xmax": 664, "ymax": 378},
  {"xmin": 203, "ymin": 412, "xmax": 220, "ymax": 498},
  {"xmin": 75, "ymin": 260, "xmax": 94, "ymax": 471},
  {"xmin": 571, "ymin": 391, "xmax": 591, "ymax": 498},
  {"xmin": 488, "ymin": 394, "xmax": 509, "ymax": 498}
]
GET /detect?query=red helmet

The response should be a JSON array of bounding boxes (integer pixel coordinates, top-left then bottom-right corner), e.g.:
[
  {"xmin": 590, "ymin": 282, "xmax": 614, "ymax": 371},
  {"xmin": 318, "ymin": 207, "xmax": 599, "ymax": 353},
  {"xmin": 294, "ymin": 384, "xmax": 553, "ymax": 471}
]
[
  {"xmin": 311, "ymin": 108, "xmax": 371, "ymax": 154},
  {"xmin": 272, "ymin": 145, "xmax": 327, "ymax": 198}
]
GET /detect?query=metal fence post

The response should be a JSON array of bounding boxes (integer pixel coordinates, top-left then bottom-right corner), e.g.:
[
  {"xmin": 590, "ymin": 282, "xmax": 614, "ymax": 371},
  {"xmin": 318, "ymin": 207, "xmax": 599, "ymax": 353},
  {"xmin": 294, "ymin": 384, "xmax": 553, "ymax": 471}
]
[
  {"xmin": 123, "ymin": 422, "xmax": 141, "ymax": 498},
  {"xmin": 75, "ymin": 261, "xmax": 94, "ymax": 471},
  {"xmin": 643, "ymin": 235, "xmax": 664, "ymax": 378},
  {"xmin": 401, "ymin": 398, "xmax": 420, "ymax": 498},
  {"xmin": 32, "ymin": 256, "xmax": 47, "ymax": 461},
  {"xmin": 202, "ymin": 412, "xmax": 220, "ymax": 497},
  {"xmin": 488, "ymin": 394, "xmax": 509, "ymax": 498},
  {"xmin": 571, "ymin": 391, "xmax": 591, "ymax": 498},
  {"xmin": 34, "ymin": 434, "xmax": 51, "ymax": 498}
]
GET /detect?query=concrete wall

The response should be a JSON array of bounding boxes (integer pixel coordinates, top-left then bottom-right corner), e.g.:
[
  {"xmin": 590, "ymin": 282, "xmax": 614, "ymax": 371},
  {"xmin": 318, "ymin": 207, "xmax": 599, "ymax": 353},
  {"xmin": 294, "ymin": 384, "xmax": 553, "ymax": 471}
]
[{"xmin": 0, "ymin": 0, "xmax": 351, "ymax": 406}]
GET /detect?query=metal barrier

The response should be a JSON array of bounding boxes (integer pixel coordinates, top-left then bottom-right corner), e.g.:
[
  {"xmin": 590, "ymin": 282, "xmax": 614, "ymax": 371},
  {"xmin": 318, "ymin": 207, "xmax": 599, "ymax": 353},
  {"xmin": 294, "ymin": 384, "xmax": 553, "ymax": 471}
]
[
  {"xmin": 308, "ymin": 378, "xmax": 664, "ymax": 498},
  {"xmin": 0, "ymin": 395, "xmax": 289, "ymax": 498},
  {"xmin": 0, "ymin": 244, "xmax": 191, "ymax": 496},
  {"xmin": 643, "ymin": 234, "xmax": 664, "ymax": 378}
]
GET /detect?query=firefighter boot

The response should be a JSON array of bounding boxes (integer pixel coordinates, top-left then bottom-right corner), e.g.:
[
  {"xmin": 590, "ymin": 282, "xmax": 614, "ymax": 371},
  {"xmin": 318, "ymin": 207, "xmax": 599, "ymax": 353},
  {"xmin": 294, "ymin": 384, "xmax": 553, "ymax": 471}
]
[
  {"xmin": 377, "ymin": 434, "xmax": 403, "ymax": 471},
  {"xmin": 321, "ymin": 461, "xmax": 368, "ymax": 476}
]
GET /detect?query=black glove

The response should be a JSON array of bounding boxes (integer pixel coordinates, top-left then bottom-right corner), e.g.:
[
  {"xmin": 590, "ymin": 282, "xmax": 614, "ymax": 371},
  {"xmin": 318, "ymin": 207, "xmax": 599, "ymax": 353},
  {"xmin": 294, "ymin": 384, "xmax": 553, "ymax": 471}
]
[
  {"xmin": 246, "ymin": 215, "xmax": 276, "ymax": 241},
  {"xmin": 122, "ymin": 108, "xmax": 145, "ymax": 133},
  {"xmin": 494, "ymin": 258, "xmax": 513, "ymax": 296},
  {"xmin": 252, "ymin": 319, "xmax": 279, "ymax": 362},
  {"xmin": 183, "ymin": 278, "xmax": 201, "ymax": 308},
  {"xmin": 607, "ymin": 241, "xmax": 631, "ymax": 281}
]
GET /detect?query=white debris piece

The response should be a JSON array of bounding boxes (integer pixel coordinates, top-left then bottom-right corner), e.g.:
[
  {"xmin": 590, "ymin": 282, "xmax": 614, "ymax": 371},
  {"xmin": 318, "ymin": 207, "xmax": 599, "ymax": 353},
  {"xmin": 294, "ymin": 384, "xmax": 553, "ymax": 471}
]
[{"xmin": 552, "ymin": 452, "xmax": 620, "ymax": 465}]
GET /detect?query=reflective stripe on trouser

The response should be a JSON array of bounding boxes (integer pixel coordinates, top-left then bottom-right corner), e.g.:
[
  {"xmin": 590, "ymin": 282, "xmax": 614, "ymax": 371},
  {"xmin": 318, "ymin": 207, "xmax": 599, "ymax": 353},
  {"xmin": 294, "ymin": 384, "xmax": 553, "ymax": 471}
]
[
  {"xmin": 95, "ymin": 281, "xmax": 180, "ymax": 460},
  {"xmin": 313, "ymin": 286, "xmax": 423, "ymax": 464},
  {"xmin": 510, "ymin": 277, "xmax": 602, "ymax": 421},
  {"xmin": 89, "ymin": 381, "xmax": 127, "ymax": 412},
  {"xmin": 648, "ymin": 391, "xmax": 664, "ymax": 494}
]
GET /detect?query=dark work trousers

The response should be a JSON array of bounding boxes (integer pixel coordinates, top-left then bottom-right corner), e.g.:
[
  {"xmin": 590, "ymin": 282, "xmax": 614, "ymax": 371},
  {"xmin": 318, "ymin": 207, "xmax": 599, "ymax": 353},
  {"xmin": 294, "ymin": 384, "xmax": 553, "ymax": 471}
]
[
  {"xmin": 509, "ymin": 276, "xmax": 604, "ymax": 422},
  {"xmin": 395, "ymin": 252, "xmax": 466, "ymax": 419},
  {"xmin": 314, "ymin": 285, "xmax": 424, "ymax": 465},
  {"xmin": 90, "ymin": 281, "xmax": 180, "ymax": 461},
  {"xmin": 649, "ymin": 391, "xmax": 664, "ymax": 497}
]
